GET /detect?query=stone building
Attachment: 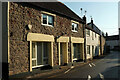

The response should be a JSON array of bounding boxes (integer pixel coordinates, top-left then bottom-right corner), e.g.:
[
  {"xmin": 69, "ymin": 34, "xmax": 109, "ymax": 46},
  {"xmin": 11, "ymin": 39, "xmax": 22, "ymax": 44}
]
[
  {"xmin": 1, "ymin": 2, "xmax": 85, "ymax": 76},
  {"xmin": 1, "ymin": 2, "xmax": 106, "ymax": 78},
  {"xmin": 105, "ymin": 35, "xmax": 119, "ymax": 51},
  {"xmin": 85, "ymin": 18, "xmax": 105, "ymax": 59}
]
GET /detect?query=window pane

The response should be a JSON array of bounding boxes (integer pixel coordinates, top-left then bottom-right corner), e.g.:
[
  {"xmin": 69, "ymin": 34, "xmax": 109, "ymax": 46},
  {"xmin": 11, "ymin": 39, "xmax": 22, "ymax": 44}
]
[
  {"xmin": 75, "ymin": 24, "xmax": 78, "ymax": 31},
  {"xmin": 43, "ymin": 42, "xmax": 48, "ymax": 58},
  {"xmin": 32, "ymin": 43, "xmax": 36, "ymax": 58},
  {"xmin": 73, "ymin": 43, "xmax": 77, "ymax": 58},
  {"xmin": 32, "ymin": 60, "xmax": 36, "ymax": 67},
  {"xmin": 86, "ymin": 29, "xmax": 90, "ymax": 36},
  {"xmin": 72, "ymin": 23, "xmax": 74, "ymax": 30},
  {"xmin": 72, "ymin": 23, "xmax": 78, "ymax": 31},
  {"xmin": 43, "ymin": 42, "xmax": 49, "ymax": 65},
  {"xmin": 37, "ymin": 42, "xmax": 42, "ymax": 65},
  {"xmin": 48, "ymin": 15, "xmax": 54, "ymax": 26},
  {"xmin": 43, "ymin": 14, "xmax": 47, "ymax": 24}
]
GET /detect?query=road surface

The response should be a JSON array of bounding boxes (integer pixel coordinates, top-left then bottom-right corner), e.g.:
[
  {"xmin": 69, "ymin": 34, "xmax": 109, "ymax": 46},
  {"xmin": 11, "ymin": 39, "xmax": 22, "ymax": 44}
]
[{"xmin": 47, "ymin": 51, "xmax": 120, "ymax": 80}]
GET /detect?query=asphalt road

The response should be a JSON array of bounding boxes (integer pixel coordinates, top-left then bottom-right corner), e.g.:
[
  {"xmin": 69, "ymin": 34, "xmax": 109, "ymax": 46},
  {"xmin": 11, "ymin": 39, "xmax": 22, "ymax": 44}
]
[{"xmin": 47, "ymin": 51, "xmax": 120, "ymax": 80}]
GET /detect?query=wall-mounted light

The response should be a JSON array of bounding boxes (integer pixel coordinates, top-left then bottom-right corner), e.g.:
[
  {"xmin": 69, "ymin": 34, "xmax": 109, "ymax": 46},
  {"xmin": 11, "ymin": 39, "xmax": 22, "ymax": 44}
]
[{"xmin": 28, "ymin": 24, "xmax": 32, "ymax": 30}]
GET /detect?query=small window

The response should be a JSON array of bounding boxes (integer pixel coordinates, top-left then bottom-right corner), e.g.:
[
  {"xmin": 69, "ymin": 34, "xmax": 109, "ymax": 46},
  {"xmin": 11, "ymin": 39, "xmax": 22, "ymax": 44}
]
[
  {"xmin": 42, "ymin": 14, "xmax": 54, "ymax": 26},
  {"xmin": 86, "ymin": 29, "xmax": 90, "ymax": 36},
  {"xmin": 72, "ymin": 22, "xmax": 78, "ymax": 32},
  {"xmin": 48, "ymin": 15, "xmax": 54, "ymax": 26},
  {"xmin": 95, "ymin": 33, "xmax": 96, "ymax": 38},
  {"xmin": 87, "ymin": 45, "xmax": 90, "ymax": 54},
  {"xmin": 92, "ymin": 32, "xmax": 94, "ymax": 40},
  {"xmin": 43, "ymin": 14, "xmax": 47, "ymax": 24}
]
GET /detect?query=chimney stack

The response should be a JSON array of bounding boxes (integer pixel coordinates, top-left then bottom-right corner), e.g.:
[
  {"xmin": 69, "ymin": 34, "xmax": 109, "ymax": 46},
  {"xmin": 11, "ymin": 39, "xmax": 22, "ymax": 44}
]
[
  {"xmin": 83, "ymin": 15, "xmax": 86, "ymax": 24},
  {"xmin": 91, "ymin": 18, "xmax": 93, "ymax": 29}
]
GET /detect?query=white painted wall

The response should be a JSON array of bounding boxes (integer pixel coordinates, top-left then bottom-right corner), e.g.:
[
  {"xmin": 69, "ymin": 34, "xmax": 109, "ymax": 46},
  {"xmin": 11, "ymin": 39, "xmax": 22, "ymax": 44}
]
[{"xmin": 86, "ymin": 29, "xmax": 100, "ymax": 59}]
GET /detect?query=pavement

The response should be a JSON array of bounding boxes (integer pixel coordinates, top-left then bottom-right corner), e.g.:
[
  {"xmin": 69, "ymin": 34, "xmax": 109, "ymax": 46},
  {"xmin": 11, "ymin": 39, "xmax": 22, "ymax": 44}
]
[{"xmin": 10, "ymin": 51, "xmax": 120, "ymax": 80}]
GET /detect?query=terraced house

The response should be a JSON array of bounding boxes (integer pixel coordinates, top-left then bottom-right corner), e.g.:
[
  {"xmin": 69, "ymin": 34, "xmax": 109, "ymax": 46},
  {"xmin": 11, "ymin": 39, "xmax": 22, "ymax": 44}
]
[
  {"xmin": 85, "ymin": 18, "xmax": 105, "ymax": 60},
  {"xmin": 1, "ymin": 2, "xmax": 86, "ymax": 76}
]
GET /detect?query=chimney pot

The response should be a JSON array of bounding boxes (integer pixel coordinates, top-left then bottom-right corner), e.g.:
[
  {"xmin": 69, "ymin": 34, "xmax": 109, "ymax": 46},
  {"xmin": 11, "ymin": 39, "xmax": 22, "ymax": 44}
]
[{"xmin": 83, "ymin": 15, "xmax": 86, "ymax": 24}]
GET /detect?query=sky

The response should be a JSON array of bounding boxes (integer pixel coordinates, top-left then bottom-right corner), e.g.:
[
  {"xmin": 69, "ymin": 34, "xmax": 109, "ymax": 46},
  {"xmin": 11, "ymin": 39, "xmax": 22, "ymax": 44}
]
[{"xmin": 59, "ymin": 2, "xmax": 118, "ymax": 36}]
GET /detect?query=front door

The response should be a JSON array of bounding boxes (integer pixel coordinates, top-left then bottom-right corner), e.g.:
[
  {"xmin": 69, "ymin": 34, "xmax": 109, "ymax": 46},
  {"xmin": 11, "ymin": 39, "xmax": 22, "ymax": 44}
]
[{"xmin": 60, "ymin": 43, "xmax": 66, "ymax": 65}]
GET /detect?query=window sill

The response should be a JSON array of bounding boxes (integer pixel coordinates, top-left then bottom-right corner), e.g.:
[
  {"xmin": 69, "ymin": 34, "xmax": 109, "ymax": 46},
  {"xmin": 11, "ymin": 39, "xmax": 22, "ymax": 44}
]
[
  {"xmin": 72, "ymin": 30, "xmax": 78, "ymax": 33},
  {"xmin": 86, "ymin": 36, "xmax": 90, "ymax": 38},
  {"xmin": 42, "ymin": 24, "xmax": 54, "ymax": 28},
  {"xmin": 32, "ymin": 64, "xmax": 49, "ymax": 69},
  {"xmin": 87, "ymin": 54, "xmax": 91, "ymax": 55},
  {"xmin": 73, "ymin": 58, "xmax": 78, "ymax": 61}
]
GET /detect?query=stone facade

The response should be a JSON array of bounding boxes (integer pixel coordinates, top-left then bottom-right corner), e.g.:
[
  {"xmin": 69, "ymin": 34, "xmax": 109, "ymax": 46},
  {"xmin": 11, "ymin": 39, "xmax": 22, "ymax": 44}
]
[
  {"xmin": 101, "ymin": 36, "xmax": 106, "ymax": 55},
  {"xmin": 9, "ymin": 2, "xmax": 84, "ymax": 75}
]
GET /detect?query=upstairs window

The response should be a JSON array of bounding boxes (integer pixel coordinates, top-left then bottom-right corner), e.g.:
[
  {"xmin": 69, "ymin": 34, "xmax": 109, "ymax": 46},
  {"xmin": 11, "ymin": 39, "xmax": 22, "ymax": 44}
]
[
  {"xmin": 92, "ymin": 32, "xmax": 94, "ymax": 40},
  {"xmin": 86, "ymin": 29, "xmax": 90, "ymax": 36},
  {"xmin": 72, "ymin": 23, "xmax": 78, "ymax": 32},
  {"xmin": 42, "ymin": 14, "xmax": 54, "ymax": 27},
  {"xmin": 95, "ymin": 33, "xmax": 96, "ymax": 38}
]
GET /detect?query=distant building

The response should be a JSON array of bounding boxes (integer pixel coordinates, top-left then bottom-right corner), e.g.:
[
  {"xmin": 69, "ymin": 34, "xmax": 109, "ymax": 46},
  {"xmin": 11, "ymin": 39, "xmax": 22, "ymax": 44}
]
[
  {"xmin": 105, "ymin": 35, "xmax": 119, "ymax": 51},
  {"xmin": 84, "ymin": 18, "xmax": 105, "ymax": 60}
]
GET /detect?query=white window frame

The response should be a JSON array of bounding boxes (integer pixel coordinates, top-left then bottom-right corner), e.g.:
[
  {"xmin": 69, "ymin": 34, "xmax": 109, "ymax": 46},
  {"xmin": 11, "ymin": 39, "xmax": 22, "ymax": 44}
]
[
  {"xmin": 41, "ymin": 14, "xmax": 54, "ymax": 27},
  {"xmin": 32, "ymin": 42, "xmax": 37, "ymax": 67},
  {"xmin": 32, "ymin": 42, "xmax": 49, "ymax": 68},
  {"xmin": 71, "ymin": 21, "xmax": 79, "ymax": 32}
]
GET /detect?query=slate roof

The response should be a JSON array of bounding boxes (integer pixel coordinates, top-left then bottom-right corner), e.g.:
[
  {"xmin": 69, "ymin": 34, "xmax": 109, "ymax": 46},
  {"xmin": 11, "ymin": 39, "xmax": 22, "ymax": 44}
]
[
  {"xmin": 105, "ymin": 35, "xmax": 119, "ymax": 41},
  {"xmin": 28, "ymin": 2, "xmax": 85, "ymax": 23},
  {"xmin": 87, "ymin": 22, "xmax": 101, "ymax": 35}
]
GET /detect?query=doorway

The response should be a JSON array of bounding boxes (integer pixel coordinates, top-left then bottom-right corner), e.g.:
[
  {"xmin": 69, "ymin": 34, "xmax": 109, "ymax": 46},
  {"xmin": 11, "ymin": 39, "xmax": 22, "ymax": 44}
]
[{"xmin": 60, "ymin": 43, "xmax": 67, "ymax": 65}]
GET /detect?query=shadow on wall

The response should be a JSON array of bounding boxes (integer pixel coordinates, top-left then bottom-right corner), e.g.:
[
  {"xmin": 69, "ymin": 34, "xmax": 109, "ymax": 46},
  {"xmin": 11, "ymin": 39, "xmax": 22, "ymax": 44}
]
[
  {"xmin": 95, "ymin": 45, "xmax": 100, "ymax": 57},
  {"xmin": 103, "ymin": 45, "xmax": 107, "ymax": 54},
  {"xmin": 104, "ymin": 45, "xmax": 110, "ymax": 54}
]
